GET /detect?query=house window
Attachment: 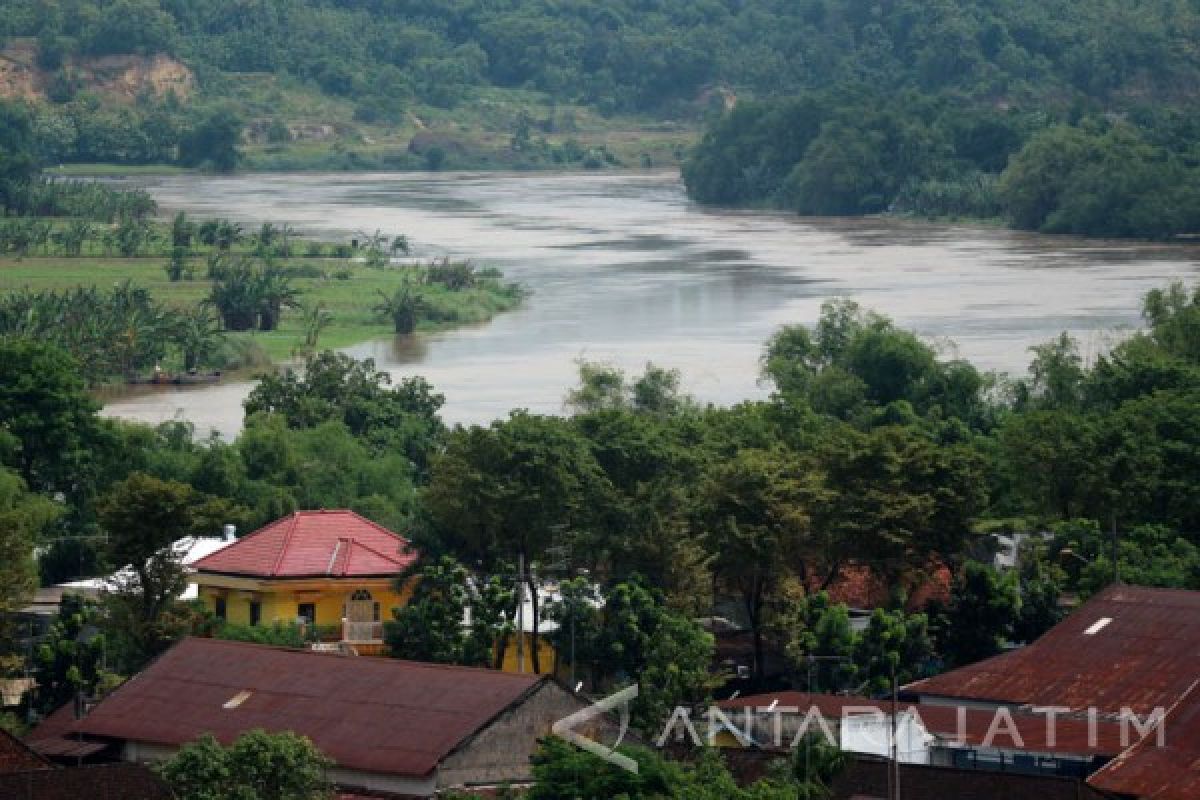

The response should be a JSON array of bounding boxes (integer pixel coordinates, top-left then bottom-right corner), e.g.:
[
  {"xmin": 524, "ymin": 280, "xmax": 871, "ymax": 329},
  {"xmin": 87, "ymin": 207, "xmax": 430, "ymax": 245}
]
[
  {"xmin": 249, "ymin": 601, "xmax": 262, "ymax": 627},
  {"xmin": 214, "ymin": 597, "xmax": 227, "ymax": 621},
  {"xmin": 373, "ymin": 602, "xmax": 381, "ymax": 622},
  {"xmin": 297, "ymin": 603, "xmax": 316, "ymax": 626}
]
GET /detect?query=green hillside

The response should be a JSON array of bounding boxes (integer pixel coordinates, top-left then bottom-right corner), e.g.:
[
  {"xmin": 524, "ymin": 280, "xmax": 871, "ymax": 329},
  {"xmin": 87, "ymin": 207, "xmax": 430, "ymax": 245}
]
[{"xmin": 3, "ymin": 0, "xmax": 1200, "ymax": 171}]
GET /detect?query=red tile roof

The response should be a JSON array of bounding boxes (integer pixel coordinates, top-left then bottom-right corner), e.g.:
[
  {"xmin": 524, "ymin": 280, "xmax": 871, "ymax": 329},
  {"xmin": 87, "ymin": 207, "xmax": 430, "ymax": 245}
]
[
  {"xmin": 192, "ymin": 510, "xmax": 416, "ymax": 578},
  {"xmin": 811, "ymin": 562, "xmax": 952, "ymax": 612},
  {"xmin": 0, "ymin": 729, "xmax": 50, "ymax": 774},
  {"xmin": 905, "ymin": 586, "xmax": 1200, "ymax": 715},
  {"xmin": 718, "ymin": 692, "xmax": 1128, "ymax": 757},
  {"xmin": 1088, "ymin": 681, "xmax": 1200, "ymax": 800},
  {"xmin": 71, "ymin": 638, "xmax": 544, "ymax": 779}
]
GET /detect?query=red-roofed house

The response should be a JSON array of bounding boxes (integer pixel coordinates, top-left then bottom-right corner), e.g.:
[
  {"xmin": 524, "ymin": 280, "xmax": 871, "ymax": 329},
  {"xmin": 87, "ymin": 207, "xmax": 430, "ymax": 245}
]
[{"xmin": 190, "ymin": 510, "xmax": 418, "ymax": 654}]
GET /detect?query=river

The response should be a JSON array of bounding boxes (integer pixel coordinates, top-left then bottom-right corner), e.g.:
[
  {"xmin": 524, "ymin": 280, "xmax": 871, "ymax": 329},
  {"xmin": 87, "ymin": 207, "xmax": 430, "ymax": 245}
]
[{"xmin": 100, "ymin": 171, "xmax": 1200, "ymax": 437}]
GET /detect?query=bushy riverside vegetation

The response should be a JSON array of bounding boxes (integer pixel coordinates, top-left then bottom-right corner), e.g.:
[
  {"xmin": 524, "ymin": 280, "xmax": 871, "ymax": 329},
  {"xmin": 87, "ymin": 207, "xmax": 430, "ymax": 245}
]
[{"xmin": 683, "ymin": 93, "xmax": 1200, "ymax": 238}]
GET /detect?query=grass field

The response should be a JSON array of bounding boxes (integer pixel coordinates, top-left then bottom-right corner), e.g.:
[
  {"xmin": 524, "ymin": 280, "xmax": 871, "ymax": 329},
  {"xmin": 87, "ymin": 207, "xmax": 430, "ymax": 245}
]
[{"xmin": 0, "ymin": 252, "xmax": 523, "ymax": 363}]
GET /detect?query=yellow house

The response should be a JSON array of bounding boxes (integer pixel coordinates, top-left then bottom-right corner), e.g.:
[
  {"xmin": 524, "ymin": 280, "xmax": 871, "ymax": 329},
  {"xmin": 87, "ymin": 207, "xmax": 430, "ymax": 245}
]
[
  {"xmin": 499, "ymin": 631, "xmax": 558, "ymax": 675},
  {"xmin": 495, "ymin": 583, "xmax": 600, "ymax": 677},
  {"xmin": 190, "ymin": 510, "xmax": 416, "ymax": 656}
]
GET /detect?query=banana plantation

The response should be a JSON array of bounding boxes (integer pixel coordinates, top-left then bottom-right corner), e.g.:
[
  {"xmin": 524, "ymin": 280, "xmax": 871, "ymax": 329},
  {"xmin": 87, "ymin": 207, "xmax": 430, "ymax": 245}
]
[{"xmin": 0, "ymin": 283, "xmax": 223, "ymax": 383}]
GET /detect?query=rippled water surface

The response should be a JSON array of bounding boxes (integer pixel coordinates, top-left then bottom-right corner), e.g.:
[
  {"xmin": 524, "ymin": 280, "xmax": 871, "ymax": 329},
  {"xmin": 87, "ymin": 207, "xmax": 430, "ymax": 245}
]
[{"xmin": 101, "ymin": 171, "xmax": 1200, "ymax": 436}]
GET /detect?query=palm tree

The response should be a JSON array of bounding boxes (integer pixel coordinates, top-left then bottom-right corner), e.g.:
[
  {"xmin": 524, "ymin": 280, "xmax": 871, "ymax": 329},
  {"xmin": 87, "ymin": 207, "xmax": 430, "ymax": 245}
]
[
  {"xmin": 254, "ymin": 222, "xmax": 280, "ymax": 256},
  {"xmin": 256, "ymin": 266, "xmax": 303, "ymax": 331},
  {"xmin": 55, "ymin": 219, "xmax": 94, "ymax": 257},
  {"xmin": 207, "ymin": 260, "xmax": 261, "ymax": 331},
  {"xmin": 172, "ymin": 307, "xmax": 223, "ymax": 371},
  {"xmin": 171, "ymin": 212, "xmax": 195, "ymax": 250},
  {"xmin": 374, "ymin": 281, "xmax": 427, "ymax": 334},
  {"xmin": 215, "ymin": 220, "xmax": 243, "ymax": 252}
]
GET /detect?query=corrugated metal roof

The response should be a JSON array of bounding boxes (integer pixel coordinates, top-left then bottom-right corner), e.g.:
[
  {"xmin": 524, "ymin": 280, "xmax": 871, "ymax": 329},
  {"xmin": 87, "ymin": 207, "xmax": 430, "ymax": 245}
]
[
  {"xmin": 72, "ymin": 638, "xmax": 544, "ymax": 778},
  {"xmin": 192, "ymin": 510, "xmax": 416, "ymax": 578},
  {"xmin": 906, "ymin": 586, "xmax": 1200, "ymax": 715},
  {"xmin": 1088, "ymin": 681, "xmax": 1200, "ymax": 800},
  {"xmin": 718, "ymin": 692, "xmax": 1127, "ymax": 757}
]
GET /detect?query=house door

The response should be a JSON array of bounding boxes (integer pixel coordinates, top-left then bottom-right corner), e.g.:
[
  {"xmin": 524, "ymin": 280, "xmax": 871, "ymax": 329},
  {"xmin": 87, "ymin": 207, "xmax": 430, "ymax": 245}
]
[{"xmin": 344, "ymin": 589, "xmax": 380, "ymax": 641}]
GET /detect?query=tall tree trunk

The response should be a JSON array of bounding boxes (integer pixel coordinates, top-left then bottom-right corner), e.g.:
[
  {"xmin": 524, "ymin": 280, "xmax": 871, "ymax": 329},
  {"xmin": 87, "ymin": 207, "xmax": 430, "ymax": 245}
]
[{"xmin": 527, "ymin": 574, "xmax": 542, "ymax": 675}]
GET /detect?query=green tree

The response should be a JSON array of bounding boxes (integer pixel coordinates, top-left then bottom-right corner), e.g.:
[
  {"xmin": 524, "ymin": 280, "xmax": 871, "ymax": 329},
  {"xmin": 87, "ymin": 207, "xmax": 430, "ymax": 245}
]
[
  {"xmin": 158, "ymin": 729, "xmax": 331, "ymax": 800},
  {"xmin": 424, "ymin": 412, "xmax": 606, "ymax": 673},
  {"xmin": 0, "ymin": 101, "xmax": 36, "ymax": 212},
  {"xmin": 32, "ymin": 593, "xmax": 108, "ymax": 714},
  {"xmin": 525, "ymin": 738, "xmax": 797, "ymax": 800},
  {"xmin": 0, "ymin": 339, "xmax": 100, "ymax": 494},
  {"xmin": 179, "ymin": 108, "xmax": 243, "ymax": 173},
  {"xmin": 98, "ymin": 472, "xmax": 242, "ymax": 667},
  {"xmin": 385, "ymin": 555, "xmax": 513, "ymax": 667},
  {"xmin": 373, "ymin": 281, "xmax": 428, "ymax": 334},
  {"xmin": 702, "ymin": 448, "xmax": 828, "ymax": 681},
  {"xmin": 934, "ymin": 561, "xmax": 1020, "ymax": 668},
  {"xmin": 852, "ymin": 608, "xmax": 934, "ymax": 696},
  {"xmin": 245, "ymin": 351, "xmax": 444, "ymax": 469},
  {"xmin": 778, "ymin": 733, "xmax": 849, "ymax": 800},
  {"xmin": 587, "ymin": 579, "xmax": 714, "ymax": 731},
  {"xmin": 777, "ymin": 590, "xmax": 857, "ymax": 693},
  {"xmin": 0, "ymin": 468, "xmax": 58, "ymax": 628}
]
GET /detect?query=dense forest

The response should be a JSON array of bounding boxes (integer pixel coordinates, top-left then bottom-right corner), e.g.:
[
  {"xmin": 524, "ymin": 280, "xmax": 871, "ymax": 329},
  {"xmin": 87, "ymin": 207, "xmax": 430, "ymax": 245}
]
[
  {"xmin": 683, "ymin": 92, "xmax": 1200, "ymax": 237},
  {"xmin": 6, "ymin": 0, "xmax": 1199, "ymax": 112},
  {"xmin": 2, "ymin": 0, "xmax": 1200, "ymax": 172}
]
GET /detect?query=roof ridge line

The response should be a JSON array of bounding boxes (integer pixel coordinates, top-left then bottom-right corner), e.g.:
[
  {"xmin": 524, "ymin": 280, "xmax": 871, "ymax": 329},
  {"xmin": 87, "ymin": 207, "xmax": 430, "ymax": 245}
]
[
  {"xmin": 344, "ymin": 538, "xmax": 406, "ymax": 568},
  {"xmin": 177, "ymin": 637, "xmax": 543, "ymax": 678},
  {"xmin": 268, "ymin": 513, "xmax": 301, "ymax": 577},
  {"xmin": 191, "ymin": 514, "xmax": 286, "ymax": 570}
]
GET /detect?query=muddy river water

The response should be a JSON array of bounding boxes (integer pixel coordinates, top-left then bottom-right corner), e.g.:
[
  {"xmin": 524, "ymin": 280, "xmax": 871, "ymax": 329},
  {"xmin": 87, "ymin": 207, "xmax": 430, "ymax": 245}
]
[{"xmin": 100, "ymin": 171, "xmax": 1200, "ymax": 436}]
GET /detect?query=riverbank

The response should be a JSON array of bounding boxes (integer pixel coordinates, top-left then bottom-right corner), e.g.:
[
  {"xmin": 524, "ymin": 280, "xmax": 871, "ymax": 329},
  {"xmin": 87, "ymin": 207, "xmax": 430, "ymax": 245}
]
[
  {"xmin": 0, "ymin": 200, "xmax": 525, "ymax": 381},
  {"xmin": 0, "ymin": 253, "xmax": 523, "ymax": 363}
]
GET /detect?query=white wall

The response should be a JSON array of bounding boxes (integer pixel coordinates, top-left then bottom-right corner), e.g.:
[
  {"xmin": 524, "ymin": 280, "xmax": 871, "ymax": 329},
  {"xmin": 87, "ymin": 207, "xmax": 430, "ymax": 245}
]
[{"xmin": 841, "ymin": 711, "xmax": 932, "ymax": 765}]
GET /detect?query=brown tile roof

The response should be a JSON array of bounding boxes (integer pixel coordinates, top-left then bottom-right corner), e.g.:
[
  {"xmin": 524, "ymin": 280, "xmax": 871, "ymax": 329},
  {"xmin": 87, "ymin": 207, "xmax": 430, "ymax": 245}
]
[
  {"xmin": 0, "ymin": 729, "xmax": 50, "ymax": 774},
  {"xmin": 815, "ymin": 562, "xmax": 952, "ymax": 611},
  {"xmin": 1088, "ymin": 681, "xmax": 1200, "ymax": 800},
  {"xmin": 905, "ymin": 585, "xmax": 1200, "ymax": 715},
  {"xmin": 72, "ymin": 637, "xmax": 544, "ymax": 778},
  {"xmin": 718, "ymin": 691, "xmax": 1128, "ymax": 757},
  {"xmin": 0, "ymin": 763, "xmax": 171, "ymax": 800},
  {"xmin": 192, "ymin": 509, "xmax": 417, "ymax": 578}
]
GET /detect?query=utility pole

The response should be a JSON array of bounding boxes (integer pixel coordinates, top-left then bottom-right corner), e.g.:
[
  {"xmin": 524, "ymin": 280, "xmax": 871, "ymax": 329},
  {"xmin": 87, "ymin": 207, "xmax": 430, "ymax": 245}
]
[
  {"xmin": 515, "ymin": 552, "xmax": 526, "ymax": 674},
  {"xmin": 569, "ymin": 608, "xmax": 577, "ymax": 690}
]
